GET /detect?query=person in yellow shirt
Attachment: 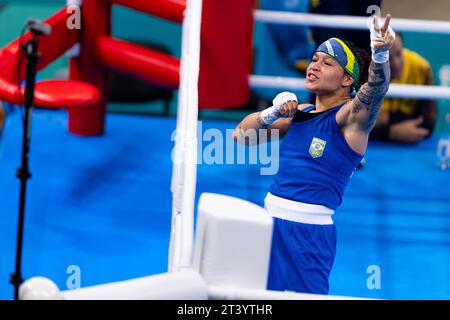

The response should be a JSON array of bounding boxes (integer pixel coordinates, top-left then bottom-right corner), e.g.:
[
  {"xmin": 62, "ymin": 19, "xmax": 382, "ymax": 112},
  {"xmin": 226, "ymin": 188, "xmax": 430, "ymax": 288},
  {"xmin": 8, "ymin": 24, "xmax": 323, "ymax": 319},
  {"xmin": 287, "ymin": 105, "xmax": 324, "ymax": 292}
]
[{"xmin": 370, "ymin": 32, "xmax": 436, "ymax": 143}]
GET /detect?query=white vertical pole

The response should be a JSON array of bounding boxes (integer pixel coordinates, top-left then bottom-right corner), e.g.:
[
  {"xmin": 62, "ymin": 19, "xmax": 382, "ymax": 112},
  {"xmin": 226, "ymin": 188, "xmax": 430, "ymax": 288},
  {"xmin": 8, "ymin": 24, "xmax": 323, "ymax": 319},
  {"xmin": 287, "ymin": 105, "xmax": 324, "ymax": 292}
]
[{"xmin": 169, "ymin": 0, "xmax": 203, "ymax": 272}]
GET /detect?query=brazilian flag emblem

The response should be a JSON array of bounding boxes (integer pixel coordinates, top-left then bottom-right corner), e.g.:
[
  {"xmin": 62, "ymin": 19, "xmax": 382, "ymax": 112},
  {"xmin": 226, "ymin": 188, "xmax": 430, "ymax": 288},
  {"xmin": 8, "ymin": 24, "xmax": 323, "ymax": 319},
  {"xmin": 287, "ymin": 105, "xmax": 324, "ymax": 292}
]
[{"xmin": 309, "ymin": 137, "xmax": 326, "ymax": 158}]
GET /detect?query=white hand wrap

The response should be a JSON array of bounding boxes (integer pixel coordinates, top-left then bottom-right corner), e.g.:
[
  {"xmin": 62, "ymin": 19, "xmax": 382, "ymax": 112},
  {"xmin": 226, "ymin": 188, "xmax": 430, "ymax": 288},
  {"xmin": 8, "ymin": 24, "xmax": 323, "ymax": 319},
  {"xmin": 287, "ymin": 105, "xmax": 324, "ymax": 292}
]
[
  {"xmin": 370, "ymin": 24, "xmax": 395, "ymax": 64},
  {"xmin": 260, "ymin": 92, "xmax": 298, "ymax": 125}
]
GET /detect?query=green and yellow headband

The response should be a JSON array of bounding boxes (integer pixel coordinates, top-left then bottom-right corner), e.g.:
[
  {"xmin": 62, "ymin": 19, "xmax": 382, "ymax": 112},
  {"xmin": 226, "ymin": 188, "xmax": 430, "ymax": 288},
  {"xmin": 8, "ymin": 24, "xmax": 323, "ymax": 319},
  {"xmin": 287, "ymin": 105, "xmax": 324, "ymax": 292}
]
[{"xmin": 316, "ymin": 37, "xmax": 361, "ymax": 90}]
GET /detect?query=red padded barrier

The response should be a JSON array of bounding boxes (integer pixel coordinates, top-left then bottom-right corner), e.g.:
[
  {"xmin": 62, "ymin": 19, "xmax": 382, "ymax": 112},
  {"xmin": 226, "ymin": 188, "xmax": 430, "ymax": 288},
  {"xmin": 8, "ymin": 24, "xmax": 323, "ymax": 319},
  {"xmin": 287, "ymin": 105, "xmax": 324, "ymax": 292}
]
[
  {"xmin": 69, "ymin": 0, "xmax": 112, "ymax": 136},
  {"xmin": 0, "ymin": 77, "xmax": 100, "ymax": 109},
  {"xmin": 34, "ymin": 80, "xmax": 101, "ymax": 109},
  {"xmin": 97, "ymin": 36, "xmax": 179, "ymax": 88},
  {"xmin": 109, "ymin": 0, "xmax": 185, "ymax": 23},
  {"xmin": 198, "ymin": 0, "xmax": 255, "ymax": 109}
]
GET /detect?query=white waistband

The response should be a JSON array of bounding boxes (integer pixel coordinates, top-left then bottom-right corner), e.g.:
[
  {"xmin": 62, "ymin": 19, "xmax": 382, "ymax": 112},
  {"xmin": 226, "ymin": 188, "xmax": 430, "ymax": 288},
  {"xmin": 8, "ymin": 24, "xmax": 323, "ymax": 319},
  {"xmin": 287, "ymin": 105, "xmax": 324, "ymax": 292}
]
[{"xmin": 264, "ymin": 192, "xmax": 334, "ymax": 225}]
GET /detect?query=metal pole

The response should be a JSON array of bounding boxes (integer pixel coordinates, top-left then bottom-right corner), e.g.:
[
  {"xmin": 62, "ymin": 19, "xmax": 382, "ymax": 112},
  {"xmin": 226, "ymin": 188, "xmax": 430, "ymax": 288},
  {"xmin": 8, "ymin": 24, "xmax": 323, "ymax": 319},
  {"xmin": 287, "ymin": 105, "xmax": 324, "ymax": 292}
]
[{"xmin": 10, "ymin": 35, "xmax": 40, "ymax": 300}]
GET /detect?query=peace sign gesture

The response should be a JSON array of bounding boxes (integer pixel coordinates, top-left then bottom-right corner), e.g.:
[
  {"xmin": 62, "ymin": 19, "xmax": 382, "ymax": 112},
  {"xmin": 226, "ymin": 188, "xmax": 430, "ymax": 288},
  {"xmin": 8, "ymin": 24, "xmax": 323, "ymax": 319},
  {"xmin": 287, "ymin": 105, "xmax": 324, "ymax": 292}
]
[{"xmin": 371, "ymin": 14, "xmax": 395, "ymax": 51}]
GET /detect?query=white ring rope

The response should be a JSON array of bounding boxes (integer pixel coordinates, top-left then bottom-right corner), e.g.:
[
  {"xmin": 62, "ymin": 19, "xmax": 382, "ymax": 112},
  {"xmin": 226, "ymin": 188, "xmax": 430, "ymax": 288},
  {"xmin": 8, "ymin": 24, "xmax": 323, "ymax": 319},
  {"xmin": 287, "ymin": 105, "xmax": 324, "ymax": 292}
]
[
  {"xmin": 250, "ymin": 75, "xmax": 450, "ymax": 100},
  {"xmin": 254, "ymin": 10, "xmax": 450, "ymax": 34}
]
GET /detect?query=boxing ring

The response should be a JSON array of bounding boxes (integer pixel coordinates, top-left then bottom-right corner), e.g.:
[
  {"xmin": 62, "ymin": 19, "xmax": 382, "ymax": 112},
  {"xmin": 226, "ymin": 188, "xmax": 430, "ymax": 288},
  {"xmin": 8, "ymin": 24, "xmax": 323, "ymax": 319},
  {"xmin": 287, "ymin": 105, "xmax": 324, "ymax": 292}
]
[{"xmin": 0, "ymin": 0, "xmax": 449, "ymax": 299}]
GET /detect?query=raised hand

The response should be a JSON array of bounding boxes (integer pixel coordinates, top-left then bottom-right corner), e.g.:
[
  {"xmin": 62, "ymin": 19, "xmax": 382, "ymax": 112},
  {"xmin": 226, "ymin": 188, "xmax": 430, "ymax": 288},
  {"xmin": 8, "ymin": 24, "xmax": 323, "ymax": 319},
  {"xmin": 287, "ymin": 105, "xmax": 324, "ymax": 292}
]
[
  {"xmin": 372, "ymin": 14, "xmax": 395, "ymax": 51},
  {"xmin": 370, "ymin": 14, "xmax": 395, "ymax": 63}
]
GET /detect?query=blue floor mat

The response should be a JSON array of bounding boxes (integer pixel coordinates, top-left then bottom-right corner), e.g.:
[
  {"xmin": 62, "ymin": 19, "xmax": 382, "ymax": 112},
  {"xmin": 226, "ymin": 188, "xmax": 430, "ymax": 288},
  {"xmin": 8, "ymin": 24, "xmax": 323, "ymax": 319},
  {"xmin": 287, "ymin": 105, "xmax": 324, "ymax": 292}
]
[{"xmin": 0, "ymin": 108, "xmax": 449, "ymax": 300}]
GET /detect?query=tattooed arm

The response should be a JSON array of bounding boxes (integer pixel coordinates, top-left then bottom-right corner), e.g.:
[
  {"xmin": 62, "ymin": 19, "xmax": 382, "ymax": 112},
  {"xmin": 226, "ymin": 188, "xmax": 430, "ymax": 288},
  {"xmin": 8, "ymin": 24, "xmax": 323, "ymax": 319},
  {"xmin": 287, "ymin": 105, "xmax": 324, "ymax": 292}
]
[
  {"xmin": 349, "ymin": 60, "xmax": 390, "ymax": 132},
  {"xmin": 350, "ymin": 14, "xmax": 394, "ymax": 132},
  {"xmin": 337, "ymin": 60, "xmax": 391, "ymax": 155},
  {"xmin": 338, "ymin": 15, "xmax": 395, "ymax": 154}
]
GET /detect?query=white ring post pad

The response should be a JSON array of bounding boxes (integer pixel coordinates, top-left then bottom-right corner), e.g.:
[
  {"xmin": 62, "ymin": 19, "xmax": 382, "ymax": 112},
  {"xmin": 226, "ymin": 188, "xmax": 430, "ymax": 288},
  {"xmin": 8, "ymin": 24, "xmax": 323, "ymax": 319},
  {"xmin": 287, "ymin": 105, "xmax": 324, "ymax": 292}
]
[{"xmin": 193, "ymin": 193, "xmax": 273, "ymax": 290}]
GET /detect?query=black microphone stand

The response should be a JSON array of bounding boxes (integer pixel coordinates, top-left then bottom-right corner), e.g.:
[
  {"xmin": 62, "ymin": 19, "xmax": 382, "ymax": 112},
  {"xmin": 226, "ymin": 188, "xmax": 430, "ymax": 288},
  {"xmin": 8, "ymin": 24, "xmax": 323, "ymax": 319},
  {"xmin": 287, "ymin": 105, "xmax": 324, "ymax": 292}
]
[{"xmin": 10, "ymin": 29, "xmax": 41, "ymax": 301}]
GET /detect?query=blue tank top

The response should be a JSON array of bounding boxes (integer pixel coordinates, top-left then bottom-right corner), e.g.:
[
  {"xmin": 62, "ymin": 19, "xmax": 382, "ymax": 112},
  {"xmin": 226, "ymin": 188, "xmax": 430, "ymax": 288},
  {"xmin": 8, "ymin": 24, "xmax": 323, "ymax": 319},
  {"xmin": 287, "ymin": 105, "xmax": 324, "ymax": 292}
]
[{"xmin": 269, "ymin": 103, "xmax": 364, "ymax": 210}]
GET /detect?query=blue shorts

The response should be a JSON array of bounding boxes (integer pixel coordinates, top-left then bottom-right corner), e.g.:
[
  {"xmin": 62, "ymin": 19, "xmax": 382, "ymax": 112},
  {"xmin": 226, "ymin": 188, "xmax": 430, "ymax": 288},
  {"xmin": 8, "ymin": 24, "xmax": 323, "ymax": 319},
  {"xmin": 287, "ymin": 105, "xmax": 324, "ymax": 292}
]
[{"xmin": 267, "ymin": 217, "xmax": 337, "ymax": 294}]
